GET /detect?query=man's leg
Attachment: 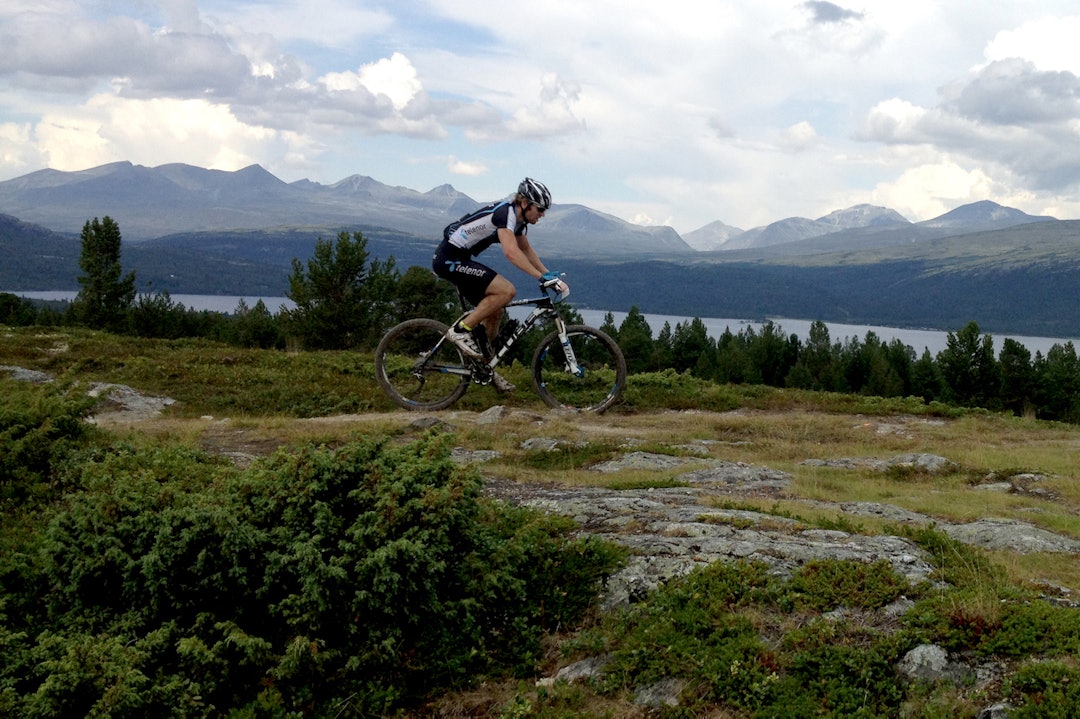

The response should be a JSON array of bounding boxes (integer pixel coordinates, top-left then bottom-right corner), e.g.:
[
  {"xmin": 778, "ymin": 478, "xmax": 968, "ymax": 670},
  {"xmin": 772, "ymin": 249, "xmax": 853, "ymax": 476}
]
[{"xmin": 463, "ymin": 275, "xmax": 515, "ymax": 343}]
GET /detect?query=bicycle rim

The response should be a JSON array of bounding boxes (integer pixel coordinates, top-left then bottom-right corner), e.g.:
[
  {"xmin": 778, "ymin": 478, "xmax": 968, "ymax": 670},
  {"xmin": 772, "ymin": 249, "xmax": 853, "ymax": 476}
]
[
  {"xmin": 531, "ymin": 325, "xmax": 626, "ymax": 413},
  {"xmin": 375, "ymin": 318, "xmax": 470, "ymax": 411}
]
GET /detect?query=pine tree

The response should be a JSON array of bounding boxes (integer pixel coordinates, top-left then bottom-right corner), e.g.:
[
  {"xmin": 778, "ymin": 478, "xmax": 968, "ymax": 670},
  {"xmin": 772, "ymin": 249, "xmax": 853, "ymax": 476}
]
[
  {"xmin": 617, "ymin": 307, "xmax": 655, "ymax": 374},
  {"xmin": 285, "ymin": 230, "xmax": 398, "ymax": 350},
  {"xmin": 71, "ymin": 216, "xmax": 136, "ymax": 332}
]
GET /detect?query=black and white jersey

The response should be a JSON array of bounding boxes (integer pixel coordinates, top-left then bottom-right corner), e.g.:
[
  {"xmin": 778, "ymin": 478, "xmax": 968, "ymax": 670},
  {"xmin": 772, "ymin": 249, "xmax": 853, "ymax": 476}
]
[{"xmin": 443, "ymin": 201, "xmax": 524, "ymax": 256}]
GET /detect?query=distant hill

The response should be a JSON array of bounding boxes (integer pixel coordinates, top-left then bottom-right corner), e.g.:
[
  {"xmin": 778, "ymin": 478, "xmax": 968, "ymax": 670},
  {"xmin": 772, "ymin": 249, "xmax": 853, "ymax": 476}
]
[
  {"xmin": 709, "ymin": 204, "xmax": 908, "ymax": 252},
  {"xmin": 818, "ymin": 204, "xmax": 911, "ymax": 230},
  {"xmin": 0, "ymin": 214, "xmax": 80, "ymax": 290},
  {"xmin": 2, "ymin": 161, "xmax": 1079, "ymax": 338},
  {"xmin": 0, "ymin": 162, "xmax": 477, "ymax": 240},
  {"xmin": 558, "ymin": 221, "xmax": 1080, "ymax": 338},
  {"xmin": 918, "ymin": 199, "xmax": 1057, "ymax": 231},
  {"xmin": 0, "ymin": 161, "xmax": 695, "ymax": 257},
  {"xmin": 0, "ymin": 161, "xmax": 1058, "ymax": 258},
  {"xmin": 683, "ymin": 220, "xmax": 745, "ymax": 251},
  {"xmin": 707, "ymin": 201, "xmax": 1062, "ymax": 255}
]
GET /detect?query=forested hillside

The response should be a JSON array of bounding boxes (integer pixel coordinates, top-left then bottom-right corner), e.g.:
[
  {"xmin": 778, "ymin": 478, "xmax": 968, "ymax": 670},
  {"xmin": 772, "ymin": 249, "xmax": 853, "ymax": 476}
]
[{"xmin": 5, "ymin": 211, "xmax": 1080, "ymax": 338}]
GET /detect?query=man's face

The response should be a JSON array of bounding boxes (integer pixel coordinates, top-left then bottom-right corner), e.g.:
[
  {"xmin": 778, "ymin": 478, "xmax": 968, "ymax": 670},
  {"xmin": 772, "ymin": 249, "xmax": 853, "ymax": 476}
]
[{"xmin": 525, "ymin": 202, "xmax": 546, "ymax": 223}]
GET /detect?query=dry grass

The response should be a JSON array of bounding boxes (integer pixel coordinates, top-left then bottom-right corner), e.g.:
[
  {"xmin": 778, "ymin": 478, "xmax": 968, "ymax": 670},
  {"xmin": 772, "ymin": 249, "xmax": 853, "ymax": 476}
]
[{"xmin": 111, "ymin": 402, "xmax": 1080, "ymax": 559}]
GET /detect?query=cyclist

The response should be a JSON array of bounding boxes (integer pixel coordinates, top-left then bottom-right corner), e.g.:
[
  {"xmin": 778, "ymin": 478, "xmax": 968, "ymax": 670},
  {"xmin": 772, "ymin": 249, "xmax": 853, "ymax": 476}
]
[{"xmin": 432, "ymin": 177, "xmax": 567, "ymax": 391}]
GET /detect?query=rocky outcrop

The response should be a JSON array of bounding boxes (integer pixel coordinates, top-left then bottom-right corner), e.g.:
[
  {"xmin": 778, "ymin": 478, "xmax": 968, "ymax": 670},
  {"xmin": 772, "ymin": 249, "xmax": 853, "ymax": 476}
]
[
  {"xmin": 1, "ymin": 366, "xmax": 177, "ymax": 423},
  {"xmin": 457, "ymin": 411, "xmax": 1078, "ymax": 718},
  {"xmin": 484, "ymin": 466, "xmax": 939, "ymax": 612},
  {"xmin": 475, "ymin": 443, "xmax": 1079, "ymax": 612}
]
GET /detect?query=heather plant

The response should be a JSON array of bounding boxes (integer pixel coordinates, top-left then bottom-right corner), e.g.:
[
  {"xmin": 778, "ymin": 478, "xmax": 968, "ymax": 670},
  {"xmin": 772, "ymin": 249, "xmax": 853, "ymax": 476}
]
[
  {"xmin": 0, "ymin": 432, "xmax": 624, "ymax": 717},
  {"xmin": 1007, "ymin": 659, "xmax": 1080, "ymax": 718},
  {"xmin": 780, "ymin": 558, "xmax": 908, "ymax": 613},
  {"xmin": 0, "ymin": 377, "xmax": 95, "ymax": 508},
  {"xmin": 596, "ymin": 559, "xmax": 915, "ymax": 717}
]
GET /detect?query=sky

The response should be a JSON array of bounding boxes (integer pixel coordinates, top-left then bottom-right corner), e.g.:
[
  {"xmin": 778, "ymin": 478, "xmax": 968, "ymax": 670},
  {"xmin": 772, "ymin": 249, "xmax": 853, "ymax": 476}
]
[{"xmin": 3, "ymin": 1, "xmax": 1080, "ymax": 234}]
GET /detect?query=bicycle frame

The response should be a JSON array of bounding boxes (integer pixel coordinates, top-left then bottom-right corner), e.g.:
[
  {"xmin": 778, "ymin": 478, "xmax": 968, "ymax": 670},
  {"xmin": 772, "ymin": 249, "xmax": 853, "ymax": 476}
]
[{"xmin": 443, "ymin": 289, "xmax": 583, "ymax": 381}]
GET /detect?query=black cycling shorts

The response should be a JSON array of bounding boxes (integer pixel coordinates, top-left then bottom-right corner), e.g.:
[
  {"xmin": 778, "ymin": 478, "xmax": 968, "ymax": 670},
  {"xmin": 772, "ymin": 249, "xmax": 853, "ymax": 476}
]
[{"xmin": 432, "ymin": 241, "xmax": 498, "ymax": 307}]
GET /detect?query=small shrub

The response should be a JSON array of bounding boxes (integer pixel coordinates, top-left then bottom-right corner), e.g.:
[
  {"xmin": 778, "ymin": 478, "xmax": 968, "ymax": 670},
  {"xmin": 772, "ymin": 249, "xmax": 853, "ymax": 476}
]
[
  {"xmin": 620, "ymin": 369, "xmax": 742, "ymax": 411},
  {"xmin": 520, "ymin": 442, "xmax": 620, "ymax": 471},
  {"xmin": 782, "ymin": 559, "xmax": 910, "ymax": 613},
  {"xmin": 0, "ymin": 378, "xmax": 95, "ymax": 508},
  {"xmin": 781, "ymin": 633, "xmax": 907, "ymax": 717},
  {"xmin": 2, "ymin": 433, "xmax": 625, "ymax": 717},
  {"xmin": 1008, "ymin": 659, "xmax": 1080, "ymax": 718},
  {"xmin": 598, "ymin": 558, "xmax": 923, "ymax": 717},
  {"xmin": 812, "ymin": 515, "xmax": 867, "ymax": 535},
  {"xmin": 978, "ymin": 600, "xmax": 1080, "ymax": 658},
  {"xmin": 602, "ymin": 562, "xmax": 775, "ymax": 709},
  {"xmin": 900, "ymin": 525, "xmax": 1009, "ymax": 591}
]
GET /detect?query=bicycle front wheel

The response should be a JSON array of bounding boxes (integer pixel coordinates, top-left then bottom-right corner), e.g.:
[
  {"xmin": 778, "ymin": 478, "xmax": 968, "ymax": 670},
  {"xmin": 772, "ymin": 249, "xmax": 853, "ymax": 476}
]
[
  {"xmin": 375, "ymin": 318, "xmax": 470, "ymax": 411},
  {"xmin": 531, "ymin": 325, "xmax": 626, "ymax": 413}
]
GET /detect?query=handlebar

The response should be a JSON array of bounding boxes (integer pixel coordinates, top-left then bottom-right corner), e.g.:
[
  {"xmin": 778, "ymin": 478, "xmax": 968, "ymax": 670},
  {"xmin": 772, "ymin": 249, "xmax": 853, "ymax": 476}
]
[{"xmin": 539, "ymin": 274, "xmax": 570, "ymax": 302}]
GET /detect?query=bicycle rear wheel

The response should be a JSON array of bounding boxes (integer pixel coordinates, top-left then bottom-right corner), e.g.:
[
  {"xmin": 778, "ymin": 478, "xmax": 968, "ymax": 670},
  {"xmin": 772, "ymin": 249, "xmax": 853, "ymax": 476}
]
[
  {"xmin": 531, "ymin": 325, "xmax": 626, "ymax": 413},
  {"xmin": 375, "ymin": 318, "xmax": 470, "ymax": 411}
]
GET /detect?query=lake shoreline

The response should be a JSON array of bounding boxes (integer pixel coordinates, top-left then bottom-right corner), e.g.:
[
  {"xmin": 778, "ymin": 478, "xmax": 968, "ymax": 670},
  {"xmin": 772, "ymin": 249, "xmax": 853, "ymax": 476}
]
[{"xmin": 7, "ymin": 290, "xmax": 1076, "ymax": 357}]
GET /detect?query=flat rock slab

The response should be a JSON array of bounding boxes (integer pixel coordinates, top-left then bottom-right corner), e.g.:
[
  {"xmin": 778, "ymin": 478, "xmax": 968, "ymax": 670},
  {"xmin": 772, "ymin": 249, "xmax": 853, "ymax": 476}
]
[{"xmin": 483, "ymin": 475, "xmax": 935, "ymax": 611}]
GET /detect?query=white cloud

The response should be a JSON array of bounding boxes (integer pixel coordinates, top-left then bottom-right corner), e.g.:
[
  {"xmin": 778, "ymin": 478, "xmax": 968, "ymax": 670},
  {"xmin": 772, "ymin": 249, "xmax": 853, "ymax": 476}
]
[
  {"xmin": 870, "ymin": 160, "xmax": 999, "ymax": 220},
  {"xmin": 858, "ymin": 59, "xmax": 1080, "ymax": 195},
  {"xmin": 465, "ymin": 73, "xmax": 585, "ymax": 141},
  {"xmin": 33, "ymin": 95, "xmax": 278, "ymax": 173},
  {"xmin": 205, "ymin": 0, "xmax": 394, "ymax": 48},
  {"xmin": 860, "ymin": 99, "xmax": 930, "ymax": 142},
  {"xmin": 321, "ymin": 53, "xmax": 421, "ymax": 110},
  {"xmin": 780, "ymin": 121, "xmax": 820, "ymax": 152},
  {"xmin": 0, "ymin": 122, "xmax": 41, "ymax": 174},
  {"xmin": 985, "ymin": 16, "xmax": 1080, "ymax": 73},
  {"xmin": 447, "ymin": 157, "xmax": 487, "ymax": 176}
]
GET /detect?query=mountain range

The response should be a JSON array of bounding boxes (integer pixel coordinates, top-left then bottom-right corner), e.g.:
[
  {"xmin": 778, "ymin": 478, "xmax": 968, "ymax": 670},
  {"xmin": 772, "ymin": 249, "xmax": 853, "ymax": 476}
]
[
  {"xmin": 2, "ymin": 161, "xmax": 1079, "ymax": 339},
  {"xmin": 0, "ymin": 161, "xmax": 689, "ymax": 256}
]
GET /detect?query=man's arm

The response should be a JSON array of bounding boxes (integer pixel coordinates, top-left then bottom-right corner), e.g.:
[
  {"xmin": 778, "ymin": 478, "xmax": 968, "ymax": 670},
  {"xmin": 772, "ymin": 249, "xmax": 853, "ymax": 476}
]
[{"xmin": 498, "ymin": 229, "xmax": 547, "ymax": 278}]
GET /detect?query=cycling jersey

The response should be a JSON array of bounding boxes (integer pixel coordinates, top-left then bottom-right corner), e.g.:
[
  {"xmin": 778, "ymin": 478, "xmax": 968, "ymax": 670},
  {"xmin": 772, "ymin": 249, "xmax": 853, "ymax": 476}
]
[{"xmin": 443, "ymin": 201, "xmax": 526, "ymax": 256}]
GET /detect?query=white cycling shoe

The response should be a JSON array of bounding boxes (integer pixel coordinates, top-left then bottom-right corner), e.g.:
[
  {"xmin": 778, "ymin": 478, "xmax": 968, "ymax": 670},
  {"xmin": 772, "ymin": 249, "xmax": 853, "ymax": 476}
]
[{"xmin": 445, "ymin": 325, "xmax": 483, "ymax": 358}]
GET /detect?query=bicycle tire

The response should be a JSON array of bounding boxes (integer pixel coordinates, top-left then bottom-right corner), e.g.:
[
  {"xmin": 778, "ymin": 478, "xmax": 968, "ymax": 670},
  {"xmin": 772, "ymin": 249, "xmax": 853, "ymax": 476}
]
[
  {"xmin": 375, "ymin": 318, "xmax": 470, "ymax": 411},
  {"xmin": 531, "ymin": 325, "xmax": 626, "ymax": 413}
]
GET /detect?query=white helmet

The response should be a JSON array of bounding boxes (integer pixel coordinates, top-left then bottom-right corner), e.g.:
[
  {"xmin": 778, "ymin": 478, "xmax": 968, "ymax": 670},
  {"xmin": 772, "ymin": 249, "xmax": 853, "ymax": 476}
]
[{"xmin": 517, "ymin": 177, "xmax": 552, "ymax": 210}]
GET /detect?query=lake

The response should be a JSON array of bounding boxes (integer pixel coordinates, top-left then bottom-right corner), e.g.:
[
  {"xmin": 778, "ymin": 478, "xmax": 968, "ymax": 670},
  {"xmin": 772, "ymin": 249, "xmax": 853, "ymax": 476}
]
[
  {"xmin": 9, "ymin": 291, "xmax": 296, "ymax": 314},
  {"xmin": 575, "ymin": 311, "xmax": 1073, "ymax": 357},
  {"xmin": 7, "ymin": 291, "xmax": 1075, "ymax": 356}
]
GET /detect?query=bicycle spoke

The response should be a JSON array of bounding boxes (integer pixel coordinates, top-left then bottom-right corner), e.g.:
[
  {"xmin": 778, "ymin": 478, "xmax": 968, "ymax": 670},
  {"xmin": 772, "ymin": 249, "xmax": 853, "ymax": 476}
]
[
  {"xmin": 532, "ymin": 326, "xmax": 626, "ymax": 413},
  {"xmin": 375, "ymin": 319, "xmax": 470, "ymax": 410}
]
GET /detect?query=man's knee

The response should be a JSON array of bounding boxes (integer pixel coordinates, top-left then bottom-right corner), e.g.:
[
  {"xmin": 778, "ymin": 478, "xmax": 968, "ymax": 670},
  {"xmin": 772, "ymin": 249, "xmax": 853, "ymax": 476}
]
[{"xmin": 488, "ymin": 279, "xmax": 515, "ymax": 305}]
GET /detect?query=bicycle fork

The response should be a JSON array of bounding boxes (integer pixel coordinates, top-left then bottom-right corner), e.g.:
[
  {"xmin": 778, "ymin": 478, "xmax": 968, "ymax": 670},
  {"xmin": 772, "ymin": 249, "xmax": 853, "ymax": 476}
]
[{"xmin": 550, "ymin": 315, "xmax": 585, "ymax": 378}]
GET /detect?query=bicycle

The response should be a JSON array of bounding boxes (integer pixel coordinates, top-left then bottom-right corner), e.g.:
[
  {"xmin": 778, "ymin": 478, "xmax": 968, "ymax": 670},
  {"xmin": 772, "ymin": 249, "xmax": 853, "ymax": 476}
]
[{"xmin": 374, "ymin": 277, "xmax": 627, "ymax": 413}]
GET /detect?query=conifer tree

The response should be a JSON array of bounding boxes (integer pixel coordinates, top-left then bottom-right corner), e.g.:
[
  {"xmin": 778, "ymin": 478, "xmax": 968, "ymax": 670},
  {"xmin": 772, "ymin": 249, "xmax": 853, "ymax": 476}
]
[
  {"xmin": 285, "ymin": 230, "xmax": 398, "ymax": 350},
  {"xmin": 71, "ymin": 216, "xmax": 136, "ymax": 332}
]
